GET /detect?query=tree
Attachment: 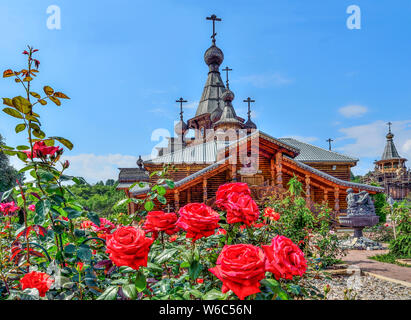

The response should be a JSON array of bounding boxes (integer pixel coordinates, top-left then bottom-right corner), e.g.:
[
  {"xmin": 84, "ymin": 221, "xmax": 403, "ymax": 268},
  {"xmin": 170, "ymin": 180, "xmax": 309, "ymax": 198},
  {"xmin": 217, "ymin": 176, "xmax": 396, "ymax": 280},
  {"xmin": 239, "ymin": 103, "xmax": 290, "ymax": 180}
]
[
  {"xmin": 105, "ymin": 179, "xmax": 116, "ymax": 186},
  {"xmin": 0, "ymin": 133, "xmax": 20, "ymax": 193}
]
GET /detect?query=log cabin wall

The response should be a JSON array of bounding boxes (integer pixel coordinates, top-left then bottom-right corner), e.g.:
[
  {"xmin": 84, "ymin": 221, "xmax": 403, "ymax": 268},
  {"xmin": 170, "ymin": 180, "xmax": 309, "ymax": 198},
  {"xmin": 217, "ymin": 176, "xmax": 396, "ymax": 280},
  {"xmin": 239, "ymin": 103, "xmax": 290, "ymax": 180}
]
[{"xmin": 305, "ymin": 163, "xmax": 352, "ymax": 181}]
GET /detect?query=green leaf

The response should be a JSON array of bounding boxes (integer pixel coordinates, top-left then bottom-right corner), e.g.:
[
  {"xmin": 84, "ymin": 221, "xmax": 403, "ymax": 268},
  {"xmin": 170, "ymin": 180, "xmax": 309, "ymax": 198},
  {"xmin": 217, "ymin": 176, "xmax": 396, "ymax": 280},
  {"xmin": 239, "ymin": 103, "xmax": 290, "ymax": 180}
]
[
  {"xmin": 202, "ymin": 289, "xmax": 228, "ymax": 300},
  {"xmin": 12, "ymin": 96, "xmax": 31, "ymax": 114},
  {"xmin": 64, "ymin": 207, "xmax": 82, "ymax": 219},
  {"xmin": 32, "ymin": 129, "xmax": 46, "ymax": 139},
  {"xmin": 118, "ymin": 266, "xmax": 135, "ymax": 274},
  {"xmin": 30, "ymin": 92, "xmax": 41, "ymax": 99},
  {"xmin": 261, "ymin": 278, "xmax": 280, "ymax": 292},
  {"xmin": 97, "ymin": 286, "xmax": 118, "ymax": 300},
  {"xmin": 165, "ymin": 180, "xmax": 175, "ymax": 189},
  {"xmin": 16, "ymin": 151, "xmax": 28, "ymax": 161},
  {"xmin": 64, "ymin": 244, "xmax": 76, "ymax": 254},
  {"xmin": 147, "ymin": 262, "xmax": 163, "ymax": 273},
  {"xmin": 87, "ymin": 211, "xmax": 100, "ymax": 226},
  {"xmin": 16, "ymin": 145, "xmax": 29, "ymax": 150},
  {"xmin": 15, "ymin": 123, "xmax": 26, "ymax": 133},
  {"xmin": 157, "ymin": 185, "xmax": 166, "ymax": 196},
  {"xmin": 1, "ymin": 188, "xmax": 13, "ymax": 202},
  {"xmin": 2, "ymin": 98, "xmax": 13, "ymax": 106},
  {"xmin": 189, "ymin": 260, "xmax": 203, "ymax": 280},
  {"xmin": 3, "ymin": 107, "xmax": 23, "ymax": 119},
  {"xmin": 144, "ymin": 201, "xmax": 154, "ymax": 211},
  {"xmin": 155, "ymin": 248, "xmax": 178, "ymax": 264},
  {"xmin": 157, "ymin": 195, "xmax": 167, "ymax": 205},
  {"xmin": 122, "ymin": 284, "xmax": 137, "ymax": 300},
  {"xmin": 37, "ymin": 169, "xmax": 55, "ymax": 182},
  {"xmin": 77, "ymin": 244, "xmax": 92, "ymax": 262},
  {"xmin": 135, "ymin": 271, "xmax": 146, "ymax": 292},
  {"xmin": 49, "ymin": 136, "xmax": 73, "ymax": 150}
]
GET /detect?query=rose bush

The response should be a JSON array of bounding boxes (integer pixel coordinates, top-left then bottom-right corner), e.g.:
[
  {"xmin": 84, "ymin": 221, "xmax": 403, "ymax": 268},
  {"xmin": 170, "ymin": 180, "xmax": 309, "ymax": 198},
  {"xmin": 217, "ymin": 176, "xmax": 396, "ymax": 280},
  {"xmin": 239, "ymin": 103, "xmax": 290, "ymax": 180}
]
[{"xmin": 0, "ymin": 47, "xmax": 334, "ymax": 301}]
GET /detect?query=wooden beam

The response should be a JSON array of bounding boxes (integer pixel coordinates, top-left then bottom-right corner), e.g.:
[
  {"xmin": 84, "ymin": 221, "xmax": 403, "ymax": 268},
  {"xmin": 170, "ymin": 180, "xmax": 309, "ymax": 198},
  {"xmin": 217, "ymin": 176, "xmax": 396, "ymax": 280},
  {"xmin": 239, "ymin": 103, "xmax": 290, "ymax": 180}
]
[
  {"xmin": 270, "ymin": 157, "xmax": 275, "ymax": 186},
  {"xmin": 334, "ymin": 187, "xmax": 340, "ymax": 213},
  {"xmin": 203, "ymin": 178, "xmax": 207, "ymax": 203},
  {"xmin": 174, "ymin": 190, "xmax": 180, "ymax": 212},
  {"xmin": 231, "ymin": 164, "xmax": 237, "ymax": 182},
  {"xmin": 275, "ymin": 152, "xmax": 283, "ymax": 188},
  {"xmin": 305, "ymin": 175, "xmax": 311, "ymax": 206}
]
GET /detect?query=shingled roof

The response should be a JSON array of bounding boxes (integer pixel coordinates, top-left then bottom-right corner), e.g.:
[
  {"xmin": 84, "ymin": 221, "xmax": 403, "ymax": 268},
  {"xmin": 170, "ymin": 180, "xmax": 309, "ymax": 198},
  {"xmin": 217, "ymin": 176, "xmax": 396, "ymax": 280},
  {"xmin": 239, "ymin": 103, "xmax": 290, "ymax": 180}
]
[
  {"xmin": 145, "ymin": 130, "xmax": 299, "ymax": 165},
  {"xmin": 278, "ymin": 138, "xmax": 358, "ymax": 163}
]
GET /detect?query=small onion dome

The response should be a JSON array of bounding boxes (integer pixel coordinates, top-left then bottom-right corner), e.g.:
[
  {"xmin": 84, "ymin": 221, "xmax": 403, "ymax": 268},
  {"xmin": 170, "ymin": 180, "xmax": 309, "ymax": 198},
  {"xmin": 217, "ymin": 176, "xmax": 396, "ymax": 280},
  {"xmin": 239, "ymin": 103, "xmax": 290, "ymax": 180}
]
[
  {"xmin": 204, "ymin": 44, "xmax": 224, "ymax": 67},
  {"xmin": 221, "ymin": 88, "xmax": 234, "ymax": 102},
  {"xmin": 244, "ymin": 118, "xmax": 257, "ymax": 129},
  {"xmin": 137, "ymin": 155, "xmax": 144, "ymax": 169},
  {"xmin": 386, "ymin": 131, "xmax": 394, "ymax": 140},
  {"xmin": 174, "ymin": 119, "xmax": 188, "ymax": 136}
]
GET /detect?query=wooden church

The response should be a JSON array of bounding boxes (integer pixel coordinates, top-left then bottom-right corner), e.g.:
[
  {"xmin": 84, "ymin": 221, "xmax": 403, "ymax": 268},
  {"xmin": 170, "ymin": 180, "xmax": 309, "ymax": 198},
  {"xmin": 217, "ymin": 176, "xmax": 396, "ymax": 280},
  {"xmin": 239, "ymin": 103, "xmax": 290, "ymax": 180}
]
[{"xmin": 118, "ymin": 15, "xmax": 383, "ymax": 216}]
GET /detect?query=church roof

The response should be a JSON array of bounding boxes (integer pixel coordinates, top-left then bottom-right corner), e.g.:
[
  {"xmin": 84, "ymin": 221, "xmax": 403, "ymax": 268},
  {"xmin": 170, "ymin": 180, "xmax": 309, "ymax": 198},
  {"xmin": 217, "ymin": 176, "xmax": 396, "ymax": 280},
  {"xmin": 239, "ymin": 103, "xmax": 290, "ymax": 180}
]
[
  {"xmin": 278, "ymin": 138, "xmax": 358, "ymax": 163},
  {"xmin": 117, "ymin": 167, "xmax": 149, "ymax": 189},
  {"xmin": 144, "ymin": 130, "xmax": 299, "ymax": 165},
  {"xmin": 381, "ymin": 132, "xmax": 402, "ymax": 160}
]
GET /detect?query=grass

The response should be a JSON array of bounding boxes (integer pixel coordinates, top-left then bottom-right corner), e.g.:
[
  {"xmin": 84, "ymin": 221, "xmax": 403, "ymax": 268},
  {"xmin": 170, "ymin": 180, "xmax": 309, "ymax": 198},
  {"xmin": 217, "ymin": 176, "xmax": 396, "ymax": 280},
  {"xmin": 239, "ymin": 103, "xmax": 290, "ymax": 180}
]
[{"xmin": 369, "ymin": 252, "xmax": 411, "ymax": 268}]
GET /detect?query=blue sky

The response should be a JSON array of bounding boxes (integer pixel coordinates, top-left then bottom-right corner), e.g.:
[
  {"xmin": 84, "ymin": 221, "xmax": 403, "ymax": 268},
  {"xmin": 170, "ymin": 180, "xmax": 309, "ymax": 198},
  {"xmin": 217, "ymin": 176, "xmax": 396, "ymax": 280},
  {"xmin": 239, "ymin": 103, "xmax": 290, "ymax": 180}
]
[{"xmin": 0, "ymin": 0, "xmax": 410, "ymax": 182}]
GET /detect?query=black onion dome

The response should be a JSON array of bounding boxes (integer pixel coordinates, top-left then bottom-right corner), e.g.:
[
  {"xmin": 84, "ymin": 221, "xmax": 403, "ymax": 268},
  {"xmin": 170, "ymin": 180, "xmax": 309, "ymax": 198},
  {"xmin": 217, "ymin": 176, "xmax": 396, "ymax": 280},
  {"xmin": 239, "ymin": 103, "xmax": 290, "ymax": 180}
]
[
  {"xmin": 244, "ymin": 118, "xmax": 257, "ymax": 129},
  {"xmin": 136, "ymin": 155, "xmax": 144, "ymax": 169},
  {"xmin": 204, "ymin": 44, "xmax": 224, "ymax": 66}
]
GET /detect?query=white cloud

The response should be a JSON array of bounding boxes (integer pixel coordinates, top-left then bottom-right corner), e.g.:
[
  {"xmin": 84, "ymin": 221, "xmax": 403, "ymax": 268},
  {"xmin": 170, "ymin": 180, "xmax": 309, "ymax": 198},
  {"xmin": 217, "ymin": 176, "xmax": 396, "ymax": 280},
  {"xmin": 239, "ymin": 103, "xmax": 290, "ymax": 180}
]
[
  {"xmin": 62, "ymin": 153, "xmax": 141, "ymax": 184},
  {"xmin": 235, "ymin": 73, "xmax": 293, "ymax": 88},
  {"xmin": 338, "ymin": 105, "xmax": 368, "ymax": 118},
  {"xmin": 336, "ymin": 120, "xmax": 411, "ymax": 161}
]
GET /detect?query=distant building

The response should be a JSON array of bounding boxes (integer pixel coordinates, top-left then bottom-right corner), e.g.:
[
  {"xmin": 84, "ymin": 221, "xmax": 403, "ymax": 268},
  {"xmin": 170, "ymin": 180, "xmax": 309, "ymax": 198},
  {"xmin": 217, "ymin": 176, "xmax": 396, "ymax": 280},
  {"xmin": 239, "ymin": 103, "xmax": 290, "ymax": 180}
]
[{"xmin": 361, "ymin": 123, "xmax": 411, "ymax": 200}]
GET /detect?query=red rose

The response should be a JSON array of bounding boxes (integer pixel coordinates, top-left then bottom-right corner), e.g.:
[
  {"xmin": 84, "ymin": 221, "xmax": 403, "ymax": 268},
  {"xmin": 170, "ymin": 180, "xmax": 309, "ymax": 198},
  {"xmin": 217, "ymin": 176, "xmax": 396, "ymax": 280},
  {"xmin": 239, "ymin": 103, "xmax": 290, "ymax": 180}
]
[
  {"xmin": 215, "ymin": 183, "xmax": 259, "ymax": 226},
  {"xmin": 177, "ymin": 203, "xmax": 220, "ymax": 242},
  {"xmin": 106, "ymin": 226, "xmax": 153, "ymax": 270},
  {"xmin": 217, "ymin": 228, "xmax": 227, "ymax": 235},
  {"xmin": 209, "ymin": 244, "xmax": 265, "ymax": 300},
  {"xmin": 262, "ymin": 235, "xmax": 307, "ymax": 280},
  {"xmin": 0, "ymin": 201, "xmax": 19, "ymax": 216},
  {"xmin": 264, "ymin": 207, "xmax": 280, "ymax": 221},
  {"xmin": 196, "ymin": 278, "xmax": 204, "ymax": 284},
  {"xmin": 92, "ymin": 218, "xmax": 116, "ymax": 234},
  {"xmin": 143, "ymin": 211, "xmax": 179, "ymax": 237},
  {"xmin": 20, "ymin": 271, "xmax": 54, "ymax": 297},
  {"xmin": 23, "ymin": 140, "xmax": 62, "ymax": 159}
]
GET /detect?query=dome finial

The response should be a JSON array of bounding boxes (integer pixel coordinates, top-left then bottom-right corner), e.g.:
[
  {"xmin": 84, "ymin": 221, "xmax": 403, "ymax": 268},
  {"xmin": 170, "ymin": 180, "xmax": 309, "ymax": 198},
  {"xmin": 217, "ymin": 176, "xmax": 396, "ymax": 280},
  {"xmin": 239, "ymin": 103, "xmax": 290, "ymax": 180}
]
[
  {"xmin": 386, "ymin": 121, "xmax": 394, "ymax": 140},
  {"xmin": 222, "ymin": 66, "xmax": 232, "ymax": 89},
  {"xmin": 243, "ymin": 97, "xmax": 257, "ymax": 130},
  {"xmin": 206, "ymin": 14, "xmax": 222, "ymax": 45},
  {"xmin": 175, "ymin": 97, "xmax": 188, "ymax": 136}
]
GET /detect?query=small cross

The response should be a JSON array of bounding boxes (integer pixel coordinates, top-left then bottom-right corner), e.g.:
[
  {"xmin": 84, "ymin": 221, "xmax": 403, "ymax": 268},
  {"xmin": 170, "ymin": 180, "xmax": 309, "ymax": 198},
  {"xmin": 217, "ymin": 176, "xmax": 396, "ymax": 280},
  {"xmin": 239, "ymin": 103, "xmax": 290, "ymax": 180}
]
[
  {"xmin": 387, "ymin": 121, "xmax": 392, "ymax": 133},
  {"xmin": 326, "ymin": 138, "xmax": 334, "ymax": 151},
  {"xmin": 176, "ymin": 97, "xmax": 187, "ymax": 121},
  {"xmin": 243, "ymin": 97, "xmax": 255, "ymax": 120},
  {"xmin": 206, "ymin": 14, "xmax": 222, "ymax": 44},
  {"xmin": 222, "ymin": 66, "xmax": 232, "ymax": 88},
  {"xmin": 166, "ymin": 204, "xmax": 171, "ymax": 213}
]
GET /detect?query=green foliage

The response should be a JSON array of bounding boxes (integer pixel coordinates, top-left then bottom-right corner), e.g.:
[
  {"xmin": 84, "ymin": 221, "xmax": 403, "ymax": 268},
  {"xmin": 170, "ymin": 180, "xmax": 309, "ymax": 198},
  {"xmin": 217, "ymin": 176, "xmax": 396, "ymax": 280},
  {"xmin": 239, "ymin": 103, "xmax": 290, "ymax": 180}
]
[
  {"xmin": 369, "ymin": 182, "xmax": 387, "ymax": 223},
  {"xmin": 0, "ymin": 134, "xmax": 22, "ymax": 193},
  {"xmin": 389, "ymin": 200, "xmax": 411, "ymax": 257},
  {"xmin": 68, "ymin": 182, "xmax": 127, "ymax": 217},
  {"xmin": 266, "ymin": 176, "xmax": 344, "ymax": 268},
  {"xmin": 369, "ymin": 252, "xmax": 411, "ymax": 267}
]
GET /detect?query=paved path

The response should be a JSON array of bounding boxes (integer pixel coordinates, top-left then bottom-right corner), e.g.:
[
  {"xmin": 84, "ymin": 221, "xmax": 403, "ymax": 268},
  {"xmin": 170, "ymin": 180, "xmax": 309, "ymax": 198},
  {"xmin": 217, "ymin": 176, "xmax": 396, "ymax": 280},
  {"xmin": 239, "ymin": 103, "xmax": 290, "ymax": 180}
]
[{"xmin": 342, "ymin": 247, "xmax": 411, "ymax": 284}]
